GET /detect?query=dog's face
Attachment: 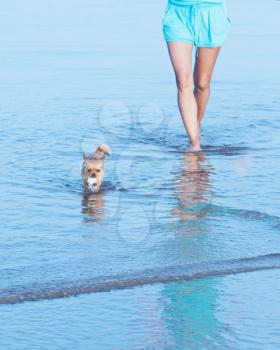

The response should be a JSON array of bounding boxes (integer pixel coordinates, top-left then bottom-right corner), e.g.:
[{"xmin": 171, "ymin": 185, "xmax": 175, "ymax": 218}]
[
  {"xmin": 81, "ymin": 144, "xmax": 110, "ymax": 193},
  {"xmin": 81, "ymin": 158, "xmax": 105, "ymax": 193}
]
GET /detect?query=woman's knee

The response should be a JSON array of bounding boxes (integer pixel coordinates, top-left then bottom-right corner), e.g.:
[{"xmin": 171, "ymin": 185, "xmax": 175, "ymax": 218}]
[
  {"xmin": 195, "ymin": 78, "xmax": 211, "ymax": 93},
  {"xmin": 176, "ymin": 74, "xmax": 193, "ymax": 92}
]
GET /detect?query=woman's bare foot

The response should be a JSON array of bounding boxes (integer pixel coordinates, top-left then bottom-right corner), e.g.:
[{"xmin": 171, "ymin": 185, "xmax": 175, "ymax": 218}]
[
  {"xmin": 188, "ymin": 137, "xmax": 201, "ymax": 152},
  {"xmin": 188, "ymin": 133, "xmax": 201, "ymax": 152},
  {"xmin": 188, "ymin": 145, "xmax": 201, "ymax": 152}
]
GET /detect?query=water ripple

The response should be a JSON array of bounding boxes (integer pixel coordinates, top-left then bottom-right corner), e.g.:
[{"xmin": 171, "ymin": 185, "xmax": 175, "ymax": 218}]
[{"xmin": 1, "ymin": 253, "xmax": 280, "ymax": 305}]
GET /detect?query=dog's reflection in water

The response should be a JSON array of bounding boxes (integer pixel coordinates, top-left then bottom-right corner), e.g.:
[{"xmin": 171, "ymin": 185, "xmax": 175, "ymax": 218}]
[
  {"xmin": 81, "ymin": 191, "xmax": 105, "ymax": 222},
  {"xmin": 172, "ymin": 151, "xmax": 213, "ymax": 230}
]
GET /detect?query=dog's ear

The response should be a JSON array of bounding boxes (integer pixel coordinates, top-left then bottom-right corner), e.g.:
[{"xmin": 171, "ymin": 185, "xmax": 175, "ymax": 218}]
[
  {"xmin": 94, "ymin": 144, "xmax": 111, "ymax": 159},
  {"xmin": 83, "ymin": 153, "xmax": 89, "ymax": 161},
  {"xmin": 99, "ymin": 144, "xmax": 111, "ymax": 155}
]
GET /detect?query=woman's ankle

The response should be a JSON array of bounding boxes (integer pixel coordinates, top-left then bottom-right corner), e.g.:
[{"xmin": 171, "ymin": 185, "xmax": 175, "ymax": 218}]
[{"xmin": 190, "ymin": 138, "xmax": 201, "ymax": 151}]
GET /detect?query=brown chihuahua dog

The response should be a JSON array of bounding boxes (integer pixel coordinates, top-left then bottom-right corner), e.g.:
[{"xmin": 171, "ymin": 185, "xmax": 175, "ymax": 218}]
[{"xmin": 81, "ymin": 144, "xmax": 111, "ymax": 193}]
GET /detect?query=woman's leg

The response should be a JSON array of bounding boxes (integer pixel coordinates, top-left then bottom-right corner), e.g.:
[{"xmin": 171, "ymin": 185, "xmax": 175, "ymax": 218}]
[
  {"xmin": 167, "ymin": 42, "xmax": 201, "ymax": 151},
  {"xmin": 193, "ymin": 47, "xmax": 221, "ymax": 127}
]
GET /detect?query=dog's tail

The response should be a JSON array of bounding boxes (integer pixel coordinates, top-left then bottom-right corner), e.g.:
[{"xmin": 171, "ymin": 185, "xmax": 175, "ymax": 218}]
[{"xmin": 94, "ymin": 144, "xmax": 111, "ymax": 158}]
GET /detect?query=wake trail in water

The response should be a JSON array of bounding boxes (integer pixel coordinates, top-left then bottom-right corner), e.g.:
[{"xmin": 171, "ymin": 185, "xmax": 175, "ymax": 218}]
[{"xmin": 1, "ymin": 253, "xmax": 280, "ymax": 305}]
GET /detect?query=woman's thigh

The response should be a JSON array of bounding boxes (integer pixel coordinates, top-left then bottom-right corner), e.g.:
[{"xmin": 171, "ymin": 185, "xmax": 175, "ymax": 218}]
[
  {"xmin": 166, "ymin": 42, "xmax": 194, "ymax": 87},
  {"xmin": 194, "ymin": 47, "xmax": 220, "ymax": 88}
]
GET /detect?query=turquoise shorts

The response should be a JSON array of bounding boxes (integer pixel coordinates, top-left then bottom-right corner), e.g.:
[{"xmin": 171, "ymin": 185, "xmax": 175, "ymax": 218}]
[{"xmin": 162, "ymin": 1, "xmax": 231, "ymax": 48}]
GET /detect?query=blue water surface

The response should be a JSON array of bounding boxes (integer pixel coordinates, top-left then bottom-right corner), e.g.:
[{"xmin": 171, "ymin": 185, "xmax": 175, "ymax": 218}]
[{"xmin": 0, "ymin": 0, "xmax": 280, "ymax": 349}]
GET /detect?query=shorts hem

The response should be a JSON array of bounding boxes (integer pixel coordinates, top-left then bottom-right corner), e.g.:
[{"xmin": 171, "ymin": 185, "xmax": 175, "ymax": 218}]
[
  {"xmin": 196, "ymin": 37, "xmax": 228, "ymax": 48},
  {"xmin": 164, "ymin": 39, "xmax": 226, "ymax": 48},
  {"xmin": 196, "ymin": 43, "xmax": 223, "ymax": 48},
  {"xmin": 164, "ymin": 38, "xmax": 194, "ymax": 44}
]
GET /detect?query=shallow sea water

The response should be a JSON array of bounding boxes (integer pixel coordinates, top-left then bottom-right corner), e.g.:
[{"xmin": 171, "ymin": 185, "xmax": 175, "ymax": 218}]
[{"xmin": 0, "ymin": 0, "xmax": 280, "ymax": 349}]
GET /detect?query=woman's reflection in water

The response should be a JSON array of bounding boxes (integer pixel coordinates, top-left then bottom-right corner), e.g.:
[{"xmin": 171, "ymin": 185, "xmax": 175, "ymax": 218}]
[
  {"xmin": 172, "ymin": 150, "xmax": 214, "ymax": 235},
  {"xmin": 81, "ymin": 191, "xmax": 105, "ymax": 222},
  {"xmin": 159, "ymin": 152, "xmax": 220, "ymax": 347}
]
